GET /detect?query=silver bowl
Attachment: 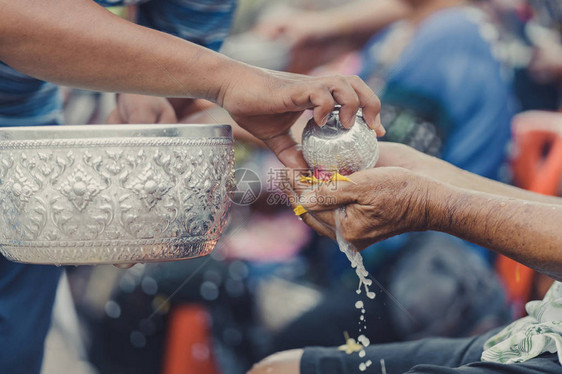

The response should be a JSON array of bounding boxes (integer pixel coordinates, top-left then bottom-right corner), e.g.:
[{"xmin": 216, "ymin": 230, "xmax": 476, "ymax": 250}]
[{"xmin": 0, "ymin": 124, "xmax": 234, "ymax": 265}]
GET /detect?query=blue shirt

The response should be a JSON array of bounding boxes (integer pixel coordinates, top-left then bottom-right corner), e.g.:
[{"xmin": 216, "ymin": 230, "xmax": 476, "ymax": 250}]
[
  {"xmin": 356, "ymin": 7, "xmax": 516, "ymax": 267},
  {"xmin": 361, "ymin": 7, "xmax": 515, "ymax": 179},
  {"xmin": 0, "ymin": 0, "xmax": 236, "ymax": 127},
  {"xmin": 0, "ymin": 1, "xmax": 235, "ymax": 372}
]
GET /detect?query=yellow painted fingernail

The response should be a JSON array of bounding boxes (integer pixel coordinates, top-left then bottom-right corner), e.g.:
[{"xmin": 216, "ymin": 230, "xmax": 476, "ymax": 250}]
[{"xmin": 294, "ymin": 205, "xmax": 307, "ymax": 216}]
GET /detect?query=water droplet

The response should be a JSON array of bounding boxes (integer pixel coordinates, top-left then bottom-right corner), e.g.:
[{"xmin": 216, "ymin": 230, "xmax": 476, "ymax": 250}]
[
  {"xmin": 358, "ymin": 335, "xmax": 370, "ymax": 347},
  {"xmin": 359, "ymin": 350, "xmax": 366, "ymax": 358},
  {"xmin": 359, "ymin": 363, "xmax": 366, "ymax": 371},
  {"xmin": 355, "ymin": 301, "xmax": 364, "ymax": 309},
  {"xmin": 380, "ymin": 359, "xmax": 387, "ymax": 374}
]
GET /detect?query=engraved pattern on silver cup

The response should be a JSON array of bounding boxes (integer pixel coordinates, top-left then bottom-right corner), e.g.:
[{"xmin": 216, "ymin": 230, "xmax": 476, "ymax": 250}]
[
  {"xmin": 0, "ymin": 125, "xmax": 234, "ymax": 265},
  {"xmin": 302, "ymin": 108, "xmax": 379, "ymax": 175}
]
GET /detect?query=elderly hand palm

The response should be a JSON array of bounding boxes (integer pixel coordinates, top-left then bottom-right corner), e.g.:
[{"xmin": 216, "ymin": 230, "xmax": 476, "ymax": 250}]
[{"xmin": 285, "ymin": 166, "xmax": 434, "ymax": 250}]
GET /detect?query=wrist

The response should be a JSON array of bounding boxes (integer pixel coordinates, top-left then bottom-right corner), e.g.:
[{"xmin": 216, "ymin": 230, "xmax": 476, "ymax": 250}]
[
  {"xmin": 394, "ymin": 172, "xmax": 443, "ymax": 233},
  {"xmin": 424, "ymin": 179, "xmax": 456, "ymax": 232},
  {"xmin": 201, "ymin": 52, "xmax": 256, "ymax": 106},
  {"xmin": 215, "ymin": 61, "xmax": 270, "ymax": 114},
  {"xmin": 214, "ymin": 58, "xmax": 256, "ymax": 108}
]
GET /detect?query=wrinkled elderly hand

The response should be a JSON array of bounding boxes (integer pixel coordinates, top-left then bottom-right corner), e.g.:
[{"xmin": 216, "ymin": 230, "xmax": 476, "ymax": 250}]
[{"xmin": 283, "ymin": 165, "xmax": 439, "ymax": 250}]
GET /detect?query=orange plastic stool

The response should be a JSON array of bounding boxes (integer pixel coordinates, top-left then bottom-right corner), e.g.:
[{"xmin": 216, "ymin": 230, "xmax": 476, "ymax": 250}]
[
  {"xmin": 498, "ymin": 111, "xmax": 562, "ymax": 316},
  {"xmin": 162, "ymin": 305, "xmax": 219, "ymax": 374}
]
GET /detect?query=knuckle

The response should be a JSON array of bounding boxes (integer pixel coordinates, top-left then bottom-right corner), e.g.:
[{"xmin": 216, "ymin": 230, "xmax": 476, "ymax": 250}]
[
  {"xmin": 348, "ymin": 75, "xmax": 363, "ymax": 84},
  {"xmin": 335, "ymin": 75, "xmax": 348, "ymax": 84},
  {"xmin": 315, "ymin": 81, "xmax": 330, "ymax": 92}
]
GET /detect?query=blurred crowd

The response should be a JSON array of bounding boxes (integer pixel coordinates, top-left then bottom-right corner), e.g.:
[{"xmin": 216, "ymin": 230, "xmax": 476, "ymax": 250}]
[{"xmin": 47, "ymin": 0, "xmax": 562, "ymax": 373}]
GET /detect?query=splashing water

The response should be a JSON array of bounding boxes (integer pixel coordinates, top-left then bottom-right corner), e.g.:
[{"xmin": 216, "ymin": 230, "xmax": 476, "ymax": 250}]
[
  {"xmin": 359, "ymin": 360, "xmax": 373, "ymax": 372},
  {"xmin": 335, "ymin": 207, "xmax": 376, "ymax": 370},
  {"xmin": 335, "ymin": 208, "xmax": 376, "ymax": 299},
  {"xmin": 380, "ymin": 359, "xmax": 387, "ymax": 374}
]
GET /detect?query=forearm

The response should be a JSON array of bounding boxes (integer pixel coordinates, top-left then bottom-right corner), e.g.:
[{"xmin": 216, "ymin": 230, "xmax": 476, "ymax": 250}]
[
  {"xmin": 430, "ymin": 183, "xmax": 562, "ymax": 281},
  {"xmin": 421, "ymin": 156, "xmax": 562, "ymax": 205},
  {"xmin": 0, "ymin": 0, "xmax": 245, "ymax": 100}
]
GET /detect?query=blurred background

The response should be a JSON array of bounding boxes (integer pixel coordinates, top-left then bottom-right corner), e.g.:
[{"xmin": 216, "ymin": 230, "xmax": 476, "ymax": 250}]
[{"xmin": 44, "ymin": 0, "xmax": 562, "ymax": 373}]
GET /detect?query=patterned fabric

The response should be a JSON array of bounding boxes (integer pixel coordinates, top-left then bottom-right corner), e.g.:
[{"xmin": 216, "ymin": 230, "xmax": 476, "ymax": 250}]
[
  {"xmin": 97, "ymin": 0, "xmax": 237, "ymax": 51},
  {"xmin": 0, "ymin": 63, "xmax": 63, "ymax": 126},
  {"xmin": 0, "ymin": 0, "xmax": 236, "ymax": 127},
  {"xmin": 482, "ymin": 281, "xmax": 562, "ymax": 365},
  {"xmin": 138, "ymin": 0, "xmax": 237, "ymax": 52}
]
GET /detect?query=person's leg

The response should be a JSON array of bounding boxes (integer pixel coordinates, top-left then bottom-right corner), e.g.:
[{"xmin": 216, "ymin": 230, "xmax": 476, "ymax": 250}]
[
  {"xmin": 0, "ymin": 257, "xmax": 62, "ymax": 374},
  {"xmin": 269, "ymin": 233, "xmax": 510, "ymax": 358},
  {"xmin": 252, "ymin": 329, "xmax": 500, "ymax": 374},
  {"xmin": 300, "ymin": 332, "xmax": 496, "ymax": 374}
]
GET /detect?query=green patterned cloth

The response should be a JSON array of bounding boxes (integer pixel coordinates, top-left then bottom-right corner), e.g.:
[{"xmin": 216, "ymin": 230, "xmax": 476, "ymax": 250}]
[{"xmin": 482, "ymin": 281, "xmax": 562, "ymax": 365}]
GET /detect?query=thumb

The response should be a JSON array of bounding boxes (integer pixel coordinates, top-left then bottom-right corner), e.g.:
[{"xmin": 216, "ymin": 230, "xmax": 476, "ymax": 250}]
[{"xmin": 264, "ymin": 132, "xmax": 308, "ymax": 169}]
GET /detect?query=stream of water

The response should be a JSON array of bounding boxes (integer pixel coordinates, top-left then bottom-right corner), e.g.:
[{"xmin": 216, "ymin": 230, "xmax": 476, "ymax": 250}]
[{"xmin": 335, "ymin": 207, "xmax": 375, "ymax": 371}]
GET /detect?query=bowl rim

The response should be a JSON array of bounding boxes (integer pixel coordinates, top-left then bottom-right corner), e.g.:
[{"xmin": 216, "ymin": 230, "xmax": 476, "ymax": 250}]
[{"xmin": 0, "ymin": 124, "xmax": 232, "ymax": 141}]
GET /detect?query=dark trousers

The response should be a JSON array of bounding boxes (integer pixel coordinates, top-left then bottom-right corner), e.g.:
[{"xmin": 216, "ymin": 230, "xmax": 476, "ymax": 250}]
[
  {"xmin": 0, "ymin": 257, "xmax": 61, "ymax": 374},
  {"xmin": 301, "ymin": 328, "xmax": 560, "ymax": 374}
]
